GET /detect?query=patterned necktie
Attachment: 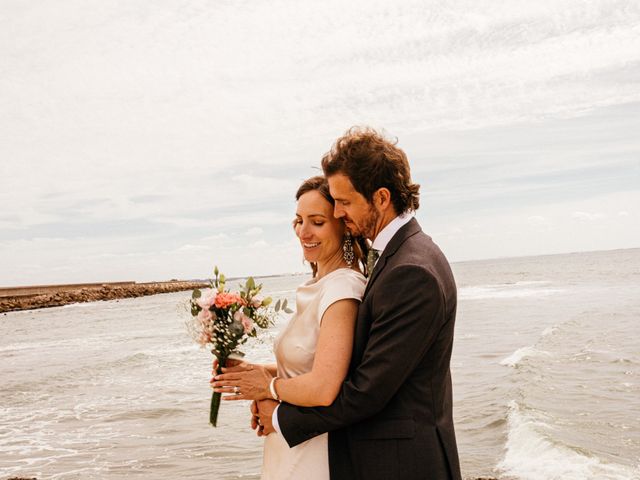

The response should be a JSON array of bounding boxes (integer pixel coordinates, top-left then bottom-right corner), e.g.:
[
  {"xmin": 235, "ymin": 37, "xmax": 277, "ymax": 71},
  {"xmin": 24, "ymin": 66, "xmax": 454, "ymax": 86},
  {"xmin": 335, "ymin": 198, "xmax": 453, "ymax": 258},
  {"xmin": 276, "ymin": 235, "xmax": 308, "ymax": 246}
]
[{"xmin": 366, "ymin": 249, "xmax": 379, "ymax": 276}]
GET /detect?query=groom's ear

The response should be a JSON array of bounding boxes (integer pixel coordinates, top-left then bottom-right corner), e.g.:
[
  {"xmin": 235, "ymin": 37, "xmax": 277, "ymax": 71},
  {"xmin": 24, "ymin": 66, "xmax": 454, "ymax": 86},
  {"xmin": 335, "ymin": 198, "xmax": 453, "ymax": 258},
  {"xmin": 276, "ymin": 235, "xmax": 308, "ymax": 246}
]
[{"xmin": 373, "ymin": 187, "xmax": 392, "ymax": 212}]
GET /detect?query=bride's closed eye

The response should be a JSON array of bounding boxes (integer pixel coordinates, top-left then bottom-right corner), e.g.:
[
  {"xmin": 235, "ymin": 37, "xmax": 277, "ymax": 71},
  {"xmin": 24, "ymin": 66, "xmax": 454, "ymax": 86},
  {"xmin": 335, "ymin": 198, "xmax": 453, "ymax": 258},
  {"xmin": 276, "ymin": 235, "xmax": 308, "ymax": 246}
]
[{"xmin": 293, "ymin": 218, "xmax": 325, "ymax": 227}]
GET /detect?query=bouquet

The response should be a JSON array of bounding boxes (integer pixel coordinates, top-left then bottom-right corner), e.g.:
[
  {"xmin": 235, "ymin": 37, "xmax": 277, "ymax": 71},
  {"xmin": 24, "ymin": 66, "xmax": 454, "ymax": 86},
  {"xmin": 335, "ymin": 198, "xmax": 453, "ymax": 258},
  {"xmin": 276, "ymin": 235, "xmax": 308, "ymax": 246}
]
[{"xmin": 187, "ymin": 266, "xmax": 290, "ymax": 427}]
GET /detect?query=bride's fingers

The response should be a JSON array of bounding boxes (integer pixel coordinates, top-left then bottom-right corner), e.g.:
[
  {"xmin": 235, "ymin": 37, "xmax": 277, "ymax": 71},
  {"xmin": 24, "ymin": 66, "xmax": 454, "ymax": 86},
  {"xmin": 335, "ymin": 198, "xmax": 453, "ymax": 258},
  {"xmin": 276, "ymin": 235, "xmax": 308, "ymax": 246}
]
[
  {"xmin": 213, "ymin": 373, "xmax": 241, "ymax": 383},
  {"xmin": 221, "ymin": 364, "xmax": 252, "ymax": 373},
  {"xmin": 222, "ymin": 393, "xmax": 246, "ymax": 401},
  {"xmin": 211, "ymin": 385, "xmax": 236, "ymax": 393},
  {"xmin": 210, "ymin": 377, "xmax": 242, "ymax": 388}
]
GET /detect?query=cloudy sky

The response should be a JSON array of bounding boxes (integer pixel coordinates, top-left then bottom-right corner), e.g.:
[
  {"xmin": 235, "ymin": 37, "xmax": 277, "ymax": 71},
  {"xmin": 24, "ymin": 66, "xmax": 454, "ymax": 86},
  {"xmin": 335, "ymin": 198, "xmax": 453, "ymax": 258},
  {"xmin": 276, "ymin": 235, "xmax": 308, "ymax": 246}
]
[{"xmin": 1, "ymin": 0, "xmax": 639, "ymax": 285}]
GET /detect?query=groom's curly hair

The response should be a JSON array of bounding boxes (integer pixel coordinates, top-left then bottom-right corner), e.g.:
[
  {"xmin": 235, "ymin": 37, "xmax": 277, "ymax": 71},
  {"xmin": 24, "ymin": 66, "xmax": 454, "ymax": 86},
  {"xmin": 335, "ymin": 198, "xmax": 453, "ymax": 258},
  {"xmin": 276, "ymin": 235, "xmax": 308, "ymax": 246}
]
[{"xmin": 321, "ymin": 126, "xmax": 420, "ymax": 213}]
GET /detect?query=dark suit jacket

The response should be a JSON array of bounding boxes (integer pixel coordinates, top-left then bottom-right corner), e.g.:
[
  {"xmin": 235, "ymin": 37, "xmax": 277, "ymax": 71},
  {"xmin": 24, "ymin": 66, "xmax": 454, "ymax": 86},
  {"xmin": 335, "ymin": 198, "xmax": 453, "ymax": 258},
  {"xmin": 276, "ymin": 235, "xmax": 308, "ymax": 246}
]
[{"xmin": 278, "ymin": 218, "xmax": 462, "ymax": 480}]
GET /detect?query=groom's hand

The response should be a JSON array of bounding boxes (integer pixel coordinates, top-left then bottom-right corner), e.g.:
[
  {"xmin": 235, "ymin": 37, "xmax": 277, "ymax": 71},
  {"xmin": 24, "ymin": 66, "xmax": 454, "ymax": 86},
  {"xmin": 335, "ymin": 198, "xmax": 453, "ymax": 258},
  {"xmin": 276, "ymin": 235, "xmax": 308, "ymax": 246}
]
[
  {"xmin": 250, "ymin": 400, "xmax": 262, "ymax": 433},
  {"xmin": 256, "ymin": 399, "xmax": 278, "ymax": 436}
]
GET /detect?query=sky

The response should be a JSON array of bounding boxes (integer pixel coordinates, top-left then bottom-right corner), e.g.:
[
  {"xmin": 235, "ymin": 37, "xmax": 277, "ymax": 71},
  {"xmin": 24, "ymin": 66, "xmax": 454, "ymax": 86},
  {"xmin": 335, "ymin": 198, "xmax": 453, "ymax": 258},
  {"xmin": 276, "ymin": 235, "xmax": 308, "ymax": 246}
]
[{"xmin": 1, "ymin": 0, "xmax": 639, "ymax": 286}]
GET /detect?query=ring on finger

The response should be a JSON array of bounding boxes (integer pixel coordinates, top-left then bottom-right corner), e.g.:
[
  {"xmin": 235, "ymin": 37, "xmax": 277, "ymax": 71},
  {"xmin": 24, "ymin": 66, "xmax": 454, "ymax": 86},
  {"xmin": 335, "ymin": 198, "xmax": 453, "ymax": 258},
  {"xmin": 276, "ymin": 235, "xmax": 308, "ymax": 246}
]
[{"xmin": 233, "ymin": 386, "xmax": 240, "ymax": 395}]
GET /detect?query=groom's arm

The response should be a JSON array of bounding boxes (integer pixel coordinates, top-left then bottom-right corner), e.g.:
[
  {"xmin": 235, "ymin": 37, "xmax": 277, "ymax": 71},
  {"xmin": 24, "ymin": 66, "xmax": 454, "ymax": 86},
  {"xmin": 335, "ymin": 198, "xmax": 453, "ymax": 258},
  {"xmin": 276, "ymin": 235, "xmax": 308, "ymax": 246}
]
[{"xmin": 277, "ymin": 265, "xmax": 447, "ymax": 447}]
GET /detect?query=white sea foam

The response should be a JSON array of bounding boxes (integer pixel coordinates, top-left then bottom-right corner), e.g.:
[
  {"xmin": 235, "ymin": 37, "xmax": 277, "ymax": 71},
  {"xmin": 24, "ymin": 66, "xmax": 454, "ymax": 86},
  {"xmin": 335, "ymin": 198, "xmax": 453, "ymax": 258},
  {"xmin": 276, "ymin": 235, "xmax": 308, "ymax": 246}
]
[
  {"xmin": 459, "ymin": 281, "xmax": 562, "ymax": 300},
  {"xmin": 500, "ymin": 346, "xmax": 551, "ymax": 367},
  {"xmin": 498, "ymin": 401, "xmax": 638, "ymax": 480}
]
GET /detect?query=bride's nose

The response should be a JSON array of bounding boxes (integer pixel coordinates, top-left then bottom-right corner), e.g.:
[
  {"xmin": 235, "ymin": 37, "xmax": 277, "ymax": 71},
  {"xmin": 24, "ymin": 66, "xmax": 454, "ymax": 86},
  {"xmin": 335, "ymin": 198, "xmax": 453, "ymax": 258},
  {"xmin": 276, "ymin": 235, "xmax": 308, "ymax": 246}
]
[{"xmin": 297, "ymin": 222, "xmax": 313, "ymax": 240}]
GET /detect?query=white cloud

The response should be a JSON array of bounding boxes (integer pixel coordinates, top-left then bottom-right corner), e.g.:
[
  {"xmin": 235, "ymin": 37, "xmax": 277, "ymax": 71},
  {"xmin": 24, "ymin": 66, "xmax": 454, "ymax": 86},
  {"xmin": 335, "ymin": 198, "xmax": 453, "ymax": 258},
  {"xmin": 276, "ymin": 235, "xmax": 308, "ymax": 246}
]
[
  {"xmin": 571, "ymin": 211, "xmax": 605, "ymax": 222},
  {"xmin": 175, "ymin": 244, "xmax": 210, "ymax": 253},
  {"xmin": 527, "ymin": 216, "xmax": 548, "ymax": 226},
  {"xmin": 250, "ymin": 240, "xmax": 269, "ymax": 249},
  {"xmin": 245, "ymin": 227, "xmax": 264, "ymax": 236}
]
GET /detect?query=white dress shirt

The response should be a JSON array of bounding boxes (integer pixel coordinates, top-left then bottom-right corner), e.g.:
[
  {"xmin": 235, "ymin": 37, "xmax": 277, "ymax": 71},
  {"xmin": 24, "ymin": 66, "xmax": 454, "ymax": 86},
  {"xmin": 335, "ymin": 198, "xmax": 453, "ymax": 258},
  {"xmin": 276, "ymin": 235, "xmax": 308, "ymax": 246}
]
[{"xmin": 369, "ymin": 212, "xmax": 414, "ymax": 263}]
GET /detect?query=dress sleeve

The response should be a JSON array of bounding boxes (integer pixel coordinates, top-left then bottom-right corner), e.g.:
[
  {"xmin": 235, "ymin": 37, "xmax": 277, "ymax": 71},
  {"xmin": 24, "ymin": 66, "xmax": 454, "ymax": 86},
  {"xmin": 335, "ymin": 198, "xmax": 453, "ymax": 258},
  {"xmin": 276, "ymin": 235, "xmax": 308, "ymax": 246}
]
[{"xmin": 317, "ymin": 270, "xmax": 366, "ymax": 325}]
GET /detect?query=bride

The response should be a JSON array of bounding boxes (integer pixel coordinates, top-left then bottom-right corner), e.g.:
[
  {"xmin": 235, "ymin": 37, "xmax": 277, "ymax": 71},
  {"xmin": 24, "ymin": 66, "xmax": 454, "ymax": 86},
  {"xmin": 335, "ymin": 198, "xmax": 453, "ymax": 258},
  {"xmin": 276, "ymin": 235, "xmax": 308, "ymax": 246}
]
[{"xmin": 211, "ymin": 175, "xmax": 368, "ymax": 479}]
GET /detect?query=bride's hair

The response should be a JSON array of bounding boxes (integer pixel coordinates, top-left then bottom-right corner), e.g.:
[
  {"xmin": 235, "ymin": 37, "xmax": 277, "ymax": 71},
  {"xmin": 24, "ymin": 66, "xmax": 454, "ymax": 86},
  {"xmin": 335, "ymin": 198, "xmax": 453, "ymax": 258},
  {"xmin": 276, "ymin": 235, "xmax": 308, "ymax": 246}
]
[{"xmin": 295, "ymin": 176, "xmax": 368, "ymax": 277}]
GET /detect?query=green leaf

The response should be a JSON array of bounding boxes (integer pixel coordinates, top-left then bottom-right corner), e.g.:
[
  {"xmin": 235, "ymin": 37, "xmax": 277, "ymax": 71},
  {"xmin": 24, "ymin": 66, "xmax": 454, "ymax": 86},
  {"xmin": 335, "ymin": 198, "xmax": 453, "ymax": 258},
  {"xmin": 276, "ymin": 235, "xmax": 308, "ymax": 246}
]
[
  {"xmin": 219, "ymin": 274, "xmax": 226, "ymax": 284},
  {"xmin": 247, "ymin": 277, "xmax": 255, "ymax": 290},
  {"xmin": 262, "ymin": 297, "xmax": 272, "ymax": 307},
  {"xmin": 275, "ymin": 299, "xmax": 281, "ymax": 311},
  {"xmin": 214, "ymin": 266, "xmax": 219, "ymax": 277},
  {"xmin": 192, "ymin": 289, "xmax": 202, "ymax": 299},
  {"xmin": 282, "ymin": 299, "xmax": 288, "ymax": 309},
  {"xmin": 284, "ymin": 307, "xmax": 294, "ymax": 314}
]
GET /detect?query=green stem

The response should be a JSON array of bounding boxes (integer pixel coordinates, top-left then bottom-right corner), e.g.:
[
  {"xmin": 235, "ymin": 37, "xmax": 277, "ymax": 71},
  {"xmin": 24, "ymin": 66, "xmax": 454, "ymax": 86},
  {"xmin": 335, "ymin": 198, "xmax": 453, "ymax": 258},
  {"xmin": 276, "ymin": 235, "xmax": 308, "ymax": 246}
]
[
  {"xmin": 209, "ymin": 390, "xmax": 221, "ymax": 427},
  {"xmin": 209, "ymin": 355, "xmax": 226, "ymax": 427}
]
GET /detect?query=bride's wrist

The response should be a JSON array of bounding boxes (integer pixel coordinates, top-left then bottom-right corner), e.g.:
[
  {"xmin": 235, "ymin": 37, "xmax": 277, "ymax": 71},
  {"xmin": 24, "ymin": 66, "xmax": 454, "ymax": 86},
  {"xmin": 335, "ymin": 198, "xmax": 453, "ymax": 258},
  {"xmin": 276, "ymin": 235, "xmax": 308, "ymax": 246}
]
[{"xmin": 269, "ymin": 376, "xmax": 281, "ymax": 401}]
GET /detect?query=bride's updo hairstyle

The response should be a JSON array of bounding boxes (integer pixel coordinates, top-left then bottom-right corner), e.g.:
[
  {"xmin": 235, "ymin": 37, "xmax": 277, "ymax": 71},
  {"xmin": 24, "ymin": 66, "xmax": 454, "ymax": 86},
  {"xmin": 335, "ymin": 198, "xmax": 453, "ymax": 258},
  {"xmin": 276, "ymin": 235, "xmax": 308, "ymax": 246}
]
[{"xmin": 295, "ymin": 176, "xmax": 368, "ymax": 277}]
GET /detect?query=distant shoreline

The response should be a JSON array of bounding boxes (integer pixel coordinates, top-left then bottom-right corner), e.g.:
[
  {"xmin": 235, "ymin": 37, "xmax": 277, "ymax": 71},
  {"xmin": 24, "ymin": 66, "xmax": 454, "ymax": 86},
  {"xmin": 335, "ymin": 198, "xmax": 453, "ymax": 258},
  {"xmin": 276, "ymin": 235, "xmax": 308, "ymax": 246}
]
[{"xmin": 0, "ymin": 281, "xmax": 209, "ymax": 314}]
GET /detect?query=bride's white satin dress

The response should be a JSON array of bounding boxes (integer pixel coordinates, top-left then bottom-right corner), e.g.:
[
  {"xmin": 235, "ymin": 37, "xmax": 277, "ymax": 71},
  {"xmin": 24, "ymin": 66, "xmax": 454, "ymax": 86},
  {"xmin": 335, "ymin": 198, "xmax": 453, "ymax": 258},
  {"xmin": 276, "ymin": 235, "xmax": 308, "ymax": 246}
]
[{"xmin": 261, "ymin": 268, "xmax": 366, "ymax": 480}]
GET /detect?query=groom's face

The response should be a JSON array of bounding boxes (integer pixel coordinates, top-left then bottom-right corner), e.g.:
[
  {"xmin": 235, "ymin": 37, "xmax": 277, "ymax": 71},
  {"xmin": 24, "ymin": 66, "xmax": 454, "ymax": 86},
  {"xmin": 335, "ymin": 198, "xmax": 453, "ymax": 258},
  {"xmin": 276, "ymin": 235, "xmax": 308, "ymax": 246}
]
[{"xmin": 328, "ymin": 173, "xmax": 379, "ymax": 240}]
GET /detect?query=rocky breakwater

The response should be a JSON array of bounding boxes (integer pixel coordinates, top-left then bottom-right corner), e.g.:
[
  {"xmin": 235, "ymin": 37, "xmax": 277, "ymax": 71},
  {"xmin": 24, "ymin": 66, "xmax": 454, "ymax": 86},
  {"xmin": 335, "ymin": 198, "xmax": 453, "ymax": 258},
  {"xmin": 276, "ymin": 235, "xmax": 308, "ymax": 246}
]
[{"xmin": 0, "ymin": 281, "xmax": 209, "ymax": 313}]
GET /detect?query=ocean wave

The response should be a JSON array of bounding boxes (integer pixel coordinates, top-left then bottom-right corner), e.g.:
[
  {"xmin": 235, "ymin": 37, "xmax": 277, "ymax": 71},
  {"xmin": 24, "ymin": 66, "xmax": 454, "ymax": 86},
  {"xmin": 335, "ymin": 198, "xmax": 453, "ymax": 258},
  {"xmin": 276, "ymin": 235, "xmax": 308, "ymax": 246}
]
[
  {"xmin": 572, "ymin": 347, "xmax": 639, "ymax": 365},
  {"xmin": 497, "ymin": 401, "xmax": 638, "ymax": 480},
  {"xmin": 103, "ymin": 407, "xmax": 186, "ymax": 422},
  {"xmin": 0, "ymin": 333, "xmax": 133, "ymax": 353},
  {"xmin": 500, "ymin": 346, "xmax": 551, "ymax": 367},
  {"xmin": 459, "ymin": 281, "xmax": 563, "ymax": 300}
]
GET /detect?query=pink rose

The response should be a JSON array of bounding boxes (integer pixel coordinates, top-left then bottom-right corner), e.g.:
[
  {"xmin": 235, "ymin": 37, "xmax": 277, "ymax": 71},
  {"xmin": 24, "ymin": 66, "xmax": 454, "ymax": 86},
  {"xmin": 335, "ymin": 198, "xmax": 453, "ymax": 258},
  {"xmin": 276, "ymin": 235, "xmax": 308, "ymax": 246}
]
[
  {"xmin": 196, "ymin": 289, "xmax": 217, "ymax": 309},
  {"xmin": 234, "ymin": 310, "xmax": 254, "ymax": 334},
  {"xmin": 251, "ymin": 296, "xmax": 263, "ymax": 308},
  {"xmin": 197, "ymin": 307, "xmax": 213, "ymax": 326}
]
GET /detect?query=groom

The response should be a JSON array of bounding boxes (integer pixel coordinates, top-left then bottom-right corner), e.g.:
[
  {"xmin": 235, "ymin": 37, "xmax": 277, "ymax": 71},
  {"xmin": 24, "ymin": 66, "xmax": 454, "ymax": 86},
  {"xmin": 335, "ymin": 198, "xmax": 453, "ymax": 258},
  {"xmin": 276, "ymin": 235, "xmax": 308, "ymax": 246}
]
[{"xmin": 257, "ymin": 127, "xmax": 461, "ymax": 480}]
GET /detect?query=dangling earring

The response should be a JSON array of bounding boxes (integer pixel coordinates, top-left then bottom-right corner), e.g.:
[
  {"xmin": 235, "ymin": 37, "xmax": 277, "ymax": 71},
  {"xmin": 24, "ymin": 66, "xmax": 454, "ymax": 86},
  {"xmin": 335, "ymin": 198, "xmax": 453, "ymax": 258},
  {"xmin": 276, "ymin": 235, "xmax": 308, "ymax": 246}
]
[{"xmin": 343, "ymin": 233, "xmax": 355, "ymax": 267}]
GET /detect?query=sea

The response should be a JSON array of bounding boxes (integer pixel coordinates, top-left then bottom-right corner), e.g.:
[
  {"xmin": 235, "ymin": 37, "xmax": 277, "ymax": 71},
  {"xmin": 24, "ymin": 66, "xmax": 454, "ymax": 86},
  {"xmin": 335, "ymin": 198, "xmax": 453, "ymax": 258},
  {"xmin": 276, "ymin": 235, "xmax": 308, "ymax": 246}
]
[{"xmin": 1, "ymin": 248, "xmax": 639, "ymax": 480}]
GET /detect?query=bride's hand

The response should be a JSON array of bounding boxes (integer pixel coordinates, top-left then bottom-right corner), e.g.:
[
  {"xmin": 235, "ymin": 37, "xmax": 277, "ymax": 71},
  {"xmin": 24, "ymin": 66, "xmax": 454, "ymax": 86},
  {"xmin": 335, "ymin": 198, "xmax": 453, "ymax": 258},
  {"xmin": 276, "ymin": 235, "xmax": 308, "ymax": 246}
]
[
  {"xmin": 211, "ymin": 357, "xmax": 244, "ymax": 374},
  {"xmin": 211, "ymin": 363, "xmax": 273, "ymax": 401},
  {"xmin": 210, "ymin": 359, "xmax": 251, "ymax": 388}
]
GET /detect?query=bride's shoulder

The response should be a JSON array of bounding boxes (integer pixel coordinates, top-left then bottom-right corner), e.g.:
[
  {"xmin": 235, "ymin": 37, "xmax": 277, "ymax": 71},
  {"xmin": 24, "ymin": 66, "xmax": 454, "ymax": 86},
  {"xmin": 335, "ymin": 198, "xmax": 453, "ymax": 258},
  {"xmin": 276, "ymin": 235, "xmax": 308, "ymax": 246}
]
[{"xmin": 330, "ymin": 268, "xmax": 366, "ymax": 287}]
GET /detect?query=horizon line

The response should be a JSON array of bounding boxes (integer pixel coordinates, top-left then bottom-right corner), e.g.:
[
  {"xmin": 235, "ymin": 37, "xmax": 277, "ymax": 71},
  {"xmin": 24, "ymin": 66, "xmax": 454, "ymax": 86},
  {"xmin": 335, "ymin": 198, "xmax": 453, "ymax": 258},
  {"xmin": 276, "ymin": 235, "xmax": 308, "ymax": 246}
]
[{"xmin": 2, "ymin": 246, "xmax": 637, "ymax": 290}]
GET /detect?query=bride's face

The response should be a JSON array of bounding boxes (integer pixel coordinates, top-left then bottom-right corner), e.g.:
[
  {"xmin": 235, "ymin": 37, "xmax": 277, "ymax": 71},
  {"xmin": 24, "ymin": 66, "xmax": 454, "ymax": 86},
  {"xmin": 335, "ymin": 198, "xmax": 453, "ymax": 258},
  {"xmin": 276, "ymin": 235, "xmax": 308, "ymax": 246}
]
[{"xmin": 294, "ymin": 190, "xmax": 345, "ymax": 266}]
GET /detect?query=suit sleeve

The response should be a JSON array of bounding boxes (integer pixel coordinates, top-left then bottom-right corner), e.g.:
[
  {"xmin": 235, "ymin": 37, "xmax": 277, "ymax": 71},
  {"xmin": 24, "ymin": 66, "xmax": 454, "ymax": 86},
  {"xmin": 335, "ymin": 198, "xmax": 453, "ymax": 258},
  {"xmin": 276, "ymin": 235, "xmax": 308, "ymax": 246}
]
[{"xmin": 277, "ymin": 264, "xmax": 446, "ymax": 447}]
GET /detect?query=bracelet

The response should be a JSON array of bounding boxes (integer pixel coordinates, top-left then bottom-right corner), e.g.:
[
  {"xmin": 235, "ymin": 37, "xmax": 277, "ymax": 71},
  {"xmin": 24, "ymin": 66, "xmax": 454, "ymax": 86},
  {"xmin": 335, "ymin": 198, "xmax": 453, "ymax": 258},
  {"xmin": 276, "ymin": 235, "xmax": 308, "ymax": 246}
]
[{"xmin": 269, "ymin": 376, "xmax": 280, "ymax": 401}]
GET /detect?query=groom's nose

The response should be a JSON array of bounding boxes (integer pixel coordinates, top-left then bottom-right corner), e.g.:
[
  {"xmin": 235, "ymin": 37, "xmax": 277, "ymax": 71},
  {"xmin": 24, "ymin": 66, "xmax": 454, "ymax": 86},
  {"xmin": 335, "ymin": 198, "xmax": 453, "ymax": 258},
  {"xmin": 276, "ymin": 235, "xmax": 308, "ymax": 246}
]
[{"xmin": 333, "ymin": 204, "xmax": 345, "ymax": 219}]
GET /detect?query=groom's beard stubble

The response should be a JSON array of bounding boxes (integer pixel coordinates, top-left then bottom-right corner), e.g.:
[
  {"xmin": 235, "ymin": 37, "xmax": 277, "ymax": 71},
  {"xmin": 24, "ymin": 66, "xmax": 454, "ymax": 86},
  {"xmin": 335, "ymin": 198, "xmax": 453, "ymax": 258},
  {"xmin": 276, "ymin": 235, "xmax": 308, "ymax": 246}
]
[{"xmin": 344, "ymin": 205, "xmax": 379, "ymax": 241}]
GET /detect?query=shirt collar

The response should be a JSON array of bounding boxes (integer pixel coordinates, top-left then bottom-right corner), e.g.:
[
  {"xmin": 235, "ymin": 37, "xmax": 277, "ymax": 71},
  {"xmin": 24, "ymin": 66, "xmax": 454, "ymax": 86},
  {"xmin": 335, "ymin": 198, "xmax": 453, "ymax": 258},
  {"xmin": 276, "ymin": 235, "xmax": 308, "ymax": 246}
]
[{"xmin": 371, "ymin": 212, "xmax": 414, "ymax": 254}]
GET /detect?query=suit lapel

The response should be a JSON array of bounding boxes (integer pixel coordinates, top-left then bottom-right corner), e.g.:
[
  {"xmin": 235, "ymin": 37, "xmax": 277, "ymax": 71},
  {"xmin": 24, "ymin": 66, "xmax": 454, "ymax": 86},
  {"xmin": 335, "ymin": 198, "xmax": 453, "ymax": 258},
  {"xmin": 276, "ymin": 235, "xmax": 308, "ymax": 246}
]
[{"xmin": 363, "ymin": 218, "xmax": 422, "ymax": 298}]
